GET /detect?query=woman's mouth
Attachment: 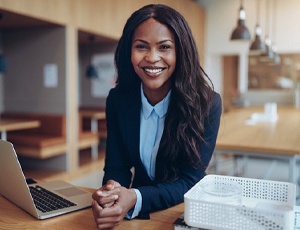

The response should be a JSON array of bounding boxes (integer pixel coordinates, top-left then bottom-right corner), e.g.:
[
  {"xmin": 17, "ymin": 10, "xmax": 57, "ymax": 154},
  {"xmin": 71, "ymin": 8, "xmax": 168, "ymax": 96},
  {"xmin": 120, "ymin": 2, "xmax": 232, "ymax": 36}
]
[{"xmin": 143, "ymin": 67, "xmax": 165, "ymax": 74}]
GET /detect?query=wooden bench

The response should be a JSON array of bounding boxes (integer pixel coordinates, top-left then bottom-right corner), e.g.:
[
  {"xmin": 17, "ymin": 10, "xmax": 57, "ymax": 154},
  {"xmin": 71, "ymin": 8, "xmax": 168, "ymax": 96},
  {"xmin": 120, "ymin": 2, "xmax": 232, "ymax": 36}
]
[{"xmin": 1, "ymin": 112, "xmax": 99, "ymax": 159}]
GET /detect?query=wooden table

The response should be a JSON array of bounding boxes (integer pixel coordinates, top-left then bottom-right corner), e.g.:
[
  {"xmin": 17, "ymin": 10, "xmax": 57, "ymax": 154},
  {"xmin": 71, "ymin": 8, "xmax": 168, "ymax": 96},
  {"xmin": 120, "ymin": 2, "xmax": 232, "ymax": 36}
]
[
  {"xmin": 79, "ymin": 107, "xmax": 106, "ymax": 133},
  {"xmin": 0, "ymin": 118, "xmax": 40, "ymax": 141},
  {"xmin": 0, "ymin": 186, "xmax": 183, "ymax": 230},
  {"xmin": 215, "ymin": 106, "xmax": 300, "ymax": 195},
  {"xmin": 79, "ymin": 108, "xmax": 106, "ymax": 160}
]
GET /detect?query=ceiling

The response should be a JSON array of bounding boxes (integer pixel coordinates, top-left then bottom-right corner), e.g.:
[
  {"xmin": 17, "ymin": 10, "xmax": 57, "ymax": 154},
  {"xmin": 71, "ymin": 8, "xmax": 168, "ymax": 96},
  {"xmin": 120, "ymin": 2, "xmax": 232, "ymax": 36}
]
[
  {"xmin": 0, "ymin": 9, "xmax": 117, "ymax": 44},
  {"xmin": 0, "ymin": 10, "xmax": 51, "ymax": 29}
]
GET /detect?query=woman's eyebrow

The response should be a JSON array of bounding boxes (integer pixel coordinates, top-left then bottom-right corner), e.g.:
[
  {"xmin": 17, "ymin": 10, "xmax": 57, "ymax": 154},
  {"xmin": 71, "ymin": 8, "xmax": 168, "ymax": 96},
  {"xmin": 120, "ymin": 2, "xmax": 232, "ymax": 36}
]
[
  {"xmin": 157, "ymin": 39, "xmax": 175, "ymax": 44},
  {"xmin": 132, "ymin": 39, "xmax": 174, "ymax": 44},
  {"xmin": 132, "ymin": 39, "xmax": 149, "ymax": 44}
]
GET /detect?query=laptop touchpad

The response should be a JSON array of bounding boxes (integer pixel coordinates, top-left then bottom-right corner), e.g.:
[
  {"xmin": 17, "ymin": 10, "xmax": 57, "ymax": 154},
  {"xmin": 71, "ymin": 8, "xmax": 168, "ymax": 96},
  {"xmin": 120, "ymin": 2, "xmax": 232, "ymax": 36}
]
[{"xmin": 55, "ymin": 187, "xmax": 87, "ymax": 197}]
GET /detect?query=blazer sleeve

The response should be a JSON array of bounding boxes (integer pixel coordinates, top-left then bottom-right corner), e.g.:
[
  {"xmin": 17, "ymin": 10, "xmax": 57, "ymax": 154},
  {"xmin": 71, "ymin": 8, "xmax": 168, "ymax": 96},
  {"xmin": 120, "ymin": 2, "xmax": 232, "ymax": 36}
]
[
  {"xmin": 102, "ymin": 89, "xmax": 133, "ymax": 187},
  {"xmin": 136, "ymin": 93, "xmax": 222, "ymax": 218}
]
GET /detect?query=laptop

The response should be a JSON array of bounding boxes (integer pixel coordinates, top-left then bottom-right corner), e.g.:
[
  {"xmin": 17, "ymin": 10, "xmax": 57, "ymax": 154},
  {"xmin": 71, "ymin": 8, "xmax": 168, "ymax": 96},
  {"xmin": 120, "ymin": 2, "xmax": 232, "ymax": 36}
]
[{"xmin": 0, "ymin": 140, "xmax": 93, "ymax": 219}]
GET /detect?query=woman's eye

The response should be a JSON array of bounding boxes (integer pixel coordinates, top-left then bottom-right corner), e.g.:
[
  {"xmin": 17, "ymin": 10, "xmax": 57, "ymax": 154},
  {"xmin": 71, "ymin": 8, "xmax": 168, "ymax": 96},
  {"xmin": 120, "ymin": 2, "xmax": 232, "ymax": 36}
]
[
  {"xmin": 135, "ymin": 44, "xmax": 147, "ymax": 49},
  {"xmin": 160, "ymin": 45, "xmax": 171, "ymax": 50}
]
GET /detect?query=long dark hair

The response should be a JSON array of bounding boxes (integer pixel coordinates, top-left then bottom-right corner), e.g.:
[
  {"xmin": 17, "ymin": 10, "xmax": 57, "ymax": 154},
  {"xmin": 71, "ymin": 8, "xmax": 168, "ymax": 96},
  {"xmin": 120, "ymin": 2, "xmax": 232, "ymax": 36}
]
[{"xmin": 115, "ymin": 4, "xmax": 215, "ymax": 181}]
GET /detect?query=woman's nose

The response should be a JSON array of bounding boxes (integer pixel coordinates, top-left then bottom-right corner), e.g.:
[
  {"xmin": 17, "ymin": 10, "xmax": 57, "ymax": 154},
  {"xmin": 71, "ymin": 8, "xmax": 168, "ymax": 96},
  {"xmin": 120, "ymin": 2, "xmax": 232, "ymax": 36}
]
[{"xmin": 145, "ymin": 49, "xmax": 160, "ymax": 63}]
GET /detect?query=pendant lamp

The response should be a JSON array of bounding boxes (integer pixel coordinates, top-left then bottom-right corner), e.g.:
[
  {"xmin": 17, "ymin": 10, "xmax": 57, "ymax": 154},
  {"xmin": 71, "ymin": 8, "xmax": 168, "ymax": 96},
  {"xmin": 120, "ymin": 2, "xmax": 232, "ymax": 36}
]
[
  {"xmin": 249, "ymin": 25, "xmax": 265, "ymax": 54},
  {"xmin": 230, "ymin": 0, "xmax": 251, "ymax": 41},
  {"xmin": 270, "ymin": 0, "xmax": 281, "ymax": 65},
  {"xmin": 0, "ymin": 13, "xmax": 7, "ymax": 73},
  {"xmin": 270, "ymin": 44, "xmax": 281, "ymax": 65},
  {"xmin": 260, "ymin": 0, "xmax": 274, "ymax": 62},
  {"xmin": 0, "ymin": 55, "xmax": 7, "ymax": 72},
  {"xmin": 86, "ymin": 35, "xmax": 98, "ymax": 79},
  {"xmin": 260, "ymin": 35, "xmax": 274, "ymax": 62},
  {"xmin": 249, "ymin": 0, "xmax": 265, "ymax": 54}
]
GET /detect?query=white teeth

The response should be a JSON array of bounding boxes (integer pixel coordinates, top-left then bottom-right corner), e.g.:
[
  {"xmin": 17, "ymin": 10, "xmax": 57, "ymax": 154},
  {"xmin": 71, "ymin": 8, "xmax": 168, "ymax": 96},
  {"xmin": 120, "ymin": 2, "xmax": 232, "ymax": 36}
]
[{"xmin": 144, "ymin": 68, "xmax": 163, "ymax": 74}]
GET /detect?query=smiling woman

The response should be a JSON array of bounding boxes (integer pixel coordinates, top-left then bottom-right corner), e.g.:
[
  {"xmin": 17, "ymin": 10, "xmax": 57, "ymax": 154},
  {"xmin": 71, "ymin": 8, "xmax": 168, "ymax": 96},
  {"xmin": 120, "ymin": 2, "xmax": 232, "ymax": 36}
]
[
  {"xmin": 131, "ymin": 18, "xmax": 176, "ymax": 105},
  {"xmin": 91, "ymin": 4, "xmax": 222, "ymax": 229}
]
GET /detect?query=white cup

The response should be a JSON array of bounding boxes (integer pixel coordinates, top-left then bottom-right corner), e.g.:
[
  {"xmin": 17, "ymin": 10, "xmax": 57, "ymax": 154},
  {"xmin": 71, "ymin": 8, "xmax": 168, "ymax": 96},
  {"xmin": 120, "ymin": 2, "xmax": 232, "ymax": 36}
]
[{"xmin": 264, "ymin": 102, "xmax": 277, "ymax": 118}]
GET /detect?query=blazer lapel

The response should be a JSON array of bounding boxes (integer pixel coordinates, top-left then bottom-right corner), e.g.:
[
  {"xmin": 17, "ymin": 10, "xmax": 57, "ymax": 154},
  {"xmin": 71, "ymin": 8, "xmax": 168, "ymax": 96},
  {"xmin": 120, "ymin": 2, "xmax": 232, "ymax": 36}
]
[{"xmin": 124, "ymin": 88, "xmax": 142, "ymax": 165}]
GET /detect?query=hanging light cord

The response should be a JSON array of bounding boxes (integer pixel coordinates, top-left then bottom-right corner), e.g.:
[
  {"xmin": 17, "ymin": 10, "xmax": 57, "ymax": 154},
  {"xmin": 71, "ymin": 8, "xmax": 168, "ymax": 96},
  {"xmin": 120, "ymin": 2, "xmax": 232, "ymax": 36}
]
[
  {"xmin": 272, "ymin": 0, "xmax": 277, "ymax": 44},
  {"xmin": 266, "ymin": 0, "xmax": 270, "ymax": 37},
  {"xmin": 88, "ymin": 35, "xmax": 95, "ymax": 65},
  {"xmin": 256, "ymin": 0, "xmax": 260, "ymax": 26}
]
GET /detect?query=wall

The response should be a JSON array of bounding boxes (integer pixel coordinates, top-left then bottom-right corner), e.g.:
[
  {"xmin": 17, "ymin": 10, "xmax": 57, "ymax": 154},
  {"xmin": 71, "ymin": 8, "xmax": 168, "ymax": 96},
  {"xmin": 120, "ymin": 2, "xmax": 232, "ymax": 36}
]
[
  {"xmin": 78, "ymin": 42, "xmax": 117, "ymax": 108},
  {"xmin": 3, "ymin": 26, "xmax": 66, "ymax": 114},
  {"xmin": 197, "ymin": 0, "xmax": 300, "ymax": 105}
]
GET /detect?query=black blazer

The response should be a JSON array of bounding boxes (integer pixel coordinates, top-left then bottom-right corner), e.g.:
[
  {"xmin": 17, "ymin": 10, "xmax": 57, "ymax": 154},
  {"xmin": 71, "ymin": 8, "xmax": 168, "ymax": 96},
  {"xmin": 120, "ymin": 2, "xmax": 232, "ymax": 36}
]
[{"xmin": 103, "ymin": 86, "xmax": 222, "ymax": 219}]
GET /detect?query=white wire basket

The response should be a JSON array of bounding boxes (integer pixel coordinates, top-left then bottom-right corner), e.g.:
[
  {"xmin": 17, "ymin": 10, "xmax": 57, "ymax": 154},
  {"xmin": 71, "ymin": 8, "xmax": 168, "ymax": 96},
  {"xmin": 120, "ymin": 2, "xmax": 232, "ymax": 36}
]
[{"xmin": 184, "ymin": 175, "xmax": 296, "ymax": 230}]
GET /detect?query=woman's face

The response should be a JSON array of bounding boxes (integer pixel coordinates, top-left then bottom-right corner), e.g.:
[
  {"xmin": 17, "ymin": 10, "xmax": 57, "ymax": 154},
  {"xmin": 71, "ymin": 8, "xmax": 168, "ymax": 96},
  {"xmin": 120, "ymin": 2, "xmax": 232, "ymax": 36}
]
[{"xmin": 131, "ymin": 18, "xmax": 176, "ymax": 105}]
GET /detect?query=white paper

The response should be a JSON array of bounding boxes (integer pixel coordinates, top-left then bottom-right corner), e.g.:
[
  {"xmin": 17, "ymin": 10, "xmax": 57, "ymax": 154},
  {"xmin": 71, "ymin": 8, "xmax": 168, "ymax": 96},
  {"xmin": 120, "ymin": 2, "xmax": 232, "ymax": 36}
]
[
  {"xmin": 43, "ymin": 64, "xmax": 58, "ymax": 88},
  {"xmin": 91, "ymin": 53, "xmax": 116, "ymax": 97}
]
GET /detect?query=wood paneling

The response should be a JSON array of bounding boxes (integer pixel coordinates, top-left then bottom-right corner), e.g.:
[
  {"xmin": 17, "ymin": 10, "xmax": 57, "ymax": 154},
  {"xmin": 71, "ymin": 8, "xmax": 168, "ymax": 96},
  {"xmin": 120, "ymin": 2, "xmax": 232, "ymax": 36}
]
[{"xmin": 222, "ymin": 55, "xmax": 239, "ymax": 112}]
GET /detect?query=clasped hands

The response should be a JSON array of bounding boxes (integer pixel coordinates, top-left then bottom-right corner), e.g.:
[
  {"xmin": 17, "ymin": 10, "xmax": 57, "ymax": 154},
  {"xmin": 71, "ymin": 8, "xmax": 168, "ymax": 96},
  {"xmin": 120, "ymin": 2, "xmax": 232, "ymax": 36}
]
[{"xmin": 92, "ymin": 180, "xmax": 137, "ymax": 229}]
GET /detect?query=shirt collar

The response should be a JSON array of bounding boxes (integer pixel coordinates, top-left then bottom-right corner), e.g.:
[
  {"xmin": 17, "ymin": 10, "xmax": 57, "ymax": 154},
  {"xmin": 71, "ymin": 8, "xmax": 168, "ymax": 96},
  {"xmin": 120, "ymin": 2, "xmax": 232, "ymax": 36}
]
[{"xmin": 141, "ymin": 84, "xmax": 171, "ymax": 119}]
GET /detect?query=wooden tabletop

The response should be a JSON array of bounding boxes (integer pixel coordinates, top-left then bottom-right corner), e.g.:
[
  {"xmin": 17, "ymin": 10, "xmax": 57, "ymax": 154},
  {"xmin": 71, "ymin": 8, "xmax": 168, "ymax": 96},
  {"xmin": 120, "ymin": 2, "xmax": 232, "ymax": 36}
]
[
  {"xmin": 79, "ymin": 108, "xmax": 106, "ymax": 120},
  {"xmin": 0, "ymin": 118, "xmax": 40, "ymax": 132},
  {"xmin": 216, "ymin": 106, "xmax": 300, "ymax": 155},
  {"xmin": 0, "ymin": 186, "xmax": 183, "ymax": 230}
]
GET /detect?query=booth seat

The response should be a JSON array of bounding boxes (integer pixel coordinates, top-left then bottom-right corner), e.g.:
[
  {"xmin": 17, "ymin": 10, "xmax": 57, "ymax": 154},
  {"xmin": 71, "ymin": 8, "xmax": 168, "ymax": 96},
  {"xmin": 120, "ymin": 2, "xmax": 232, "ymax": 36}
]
[{"xmin": 1, "ymin": 112, "xmax": 99, "ymax": 159}]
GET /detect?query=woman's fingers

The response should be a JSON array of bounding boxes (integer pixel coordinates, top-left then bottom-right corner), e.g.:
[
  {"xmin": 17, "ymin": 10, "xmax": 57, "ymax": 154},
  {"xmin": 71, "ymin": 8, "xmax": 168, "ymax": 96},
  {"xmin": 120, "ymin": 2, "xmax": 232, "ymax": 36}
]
[
  {"xmin": 92, "ymin": 188, "xmax": 119, "ymax": 208},
  {"xmin": 92, "ymin": 201, "xmax": 123, "ymax": 229},
  {"xmin": 92, "ymin": 180, "xmax": 122, "ymax": 211},
  {"xmin": 95, "ymin": 192, "xmax": 118, "ymax": 206},
  {"xmin": 104, "ymin": 180, "xmax": 121, "ymax": 190}
]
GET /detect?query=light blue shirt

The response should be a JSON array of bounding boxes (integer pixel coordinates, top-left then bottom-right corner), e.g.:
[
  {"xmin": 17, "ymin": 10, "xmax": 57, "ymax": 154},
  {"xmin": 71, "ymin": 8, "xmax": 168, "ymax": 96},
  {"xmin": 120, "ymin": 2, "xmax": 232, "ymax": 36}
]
[{"xmin": 126, "ymin": 85, "xmax": 171, "ymax": 219}]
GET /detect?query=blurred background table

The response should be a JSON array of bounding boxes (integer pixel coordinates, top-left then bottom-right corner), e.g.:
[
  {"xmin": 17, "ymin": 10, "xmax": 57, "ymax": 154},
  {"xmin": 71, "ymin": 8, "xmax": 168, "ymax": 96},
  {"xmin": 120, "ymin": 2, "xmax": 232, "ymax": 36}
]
[
  {"xmin": 215, "ymin": 106, "xmax": 300, "ymax": 199},
  {"xmin": 0, "ymin": 118, "xmax": 40, "ymax": 141}
]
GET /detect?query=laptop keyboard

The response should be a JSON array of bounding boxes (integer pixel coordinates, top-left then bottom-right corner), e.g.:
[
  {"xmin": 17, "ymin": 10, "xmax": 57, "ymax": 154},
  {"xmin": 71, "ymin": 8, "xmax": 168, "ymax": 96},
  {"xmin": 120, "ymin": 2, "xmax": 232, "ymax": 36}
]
[{"xmin": 29, "ymin": 185, "xmax": 77, "ymax": 213}]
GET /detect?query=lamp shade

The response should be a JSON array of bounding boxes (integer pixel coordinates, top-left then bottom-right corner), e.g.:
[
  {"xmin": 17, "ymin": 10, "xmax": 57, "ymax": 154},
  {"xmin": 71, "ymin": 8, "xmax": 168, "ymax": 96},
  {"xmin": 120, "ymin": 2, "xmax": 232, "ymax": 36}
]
[
  {"xmin": 231, "ymin": 20, "xmax": 251, "ymax": 40},
  {"xmin": 260, "ymin": 36, "xmax": 274, "ymax": 62},
  {"xmin": 273, "ymin": 53, "xmax": 281, "ymax": 64},
  {"xmin": 249, "ymin": 25, "xmax": 265, "ymax": 54},
  {"xmin": 250, "ymin": 36, "xmax": 265, "ymax": 50},
  {"xmin": 250, "ymin": 25, "xmax": 264, "ymax": 49},
  {"xmin": 268, "ymin": 43, "xmax": 281, "ymax": 65},
  {"xmin": 0, "ymin": 54, "xmax": 7, "ymax": 73},
  {"xmin": 86, "ymin": 65, "xmax": 98, "ymax": 78},
  {"xmin": 230, "ymin": 6, "xmax": 251, "ymax": 40},
  {"xmin": 0, "ymin": 14, "xmax": 6, "ymax": 73}
]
